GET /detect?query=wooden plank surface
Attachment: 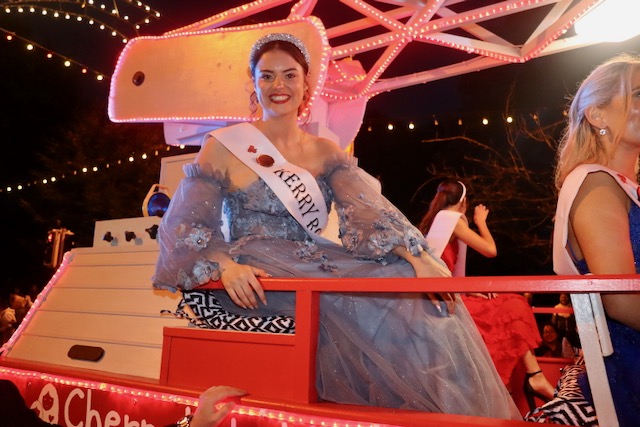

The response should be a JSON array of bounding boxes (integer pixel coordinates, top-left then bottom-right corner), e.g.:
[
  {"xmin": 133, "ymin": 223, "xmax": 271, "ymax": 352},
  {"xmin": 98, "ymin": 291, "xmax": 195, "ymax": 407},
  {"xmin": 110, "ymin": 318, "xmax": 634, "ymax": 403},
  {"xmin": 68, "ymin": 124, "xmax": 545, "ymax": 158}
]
[
  {"xmin": 41, "ymin": 287, "xmax": 181, "ymax": 316},
  {"xmin": 6, "ymin": 336, "xmax": 164, "ymax": 379}
]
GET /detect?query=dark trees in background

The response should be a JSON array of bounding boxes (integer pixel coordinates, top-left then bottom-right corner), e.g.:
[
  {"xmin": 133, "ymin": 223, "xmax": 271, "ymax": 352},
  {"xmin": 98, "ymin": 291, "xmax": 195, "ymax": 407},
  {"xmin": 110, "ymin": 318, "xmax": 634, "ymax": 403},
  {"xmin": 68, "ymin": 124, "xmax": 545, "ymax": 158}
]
[{"xmin": 355, "ymin": 109, "xmax": 563, "ymax": 277}]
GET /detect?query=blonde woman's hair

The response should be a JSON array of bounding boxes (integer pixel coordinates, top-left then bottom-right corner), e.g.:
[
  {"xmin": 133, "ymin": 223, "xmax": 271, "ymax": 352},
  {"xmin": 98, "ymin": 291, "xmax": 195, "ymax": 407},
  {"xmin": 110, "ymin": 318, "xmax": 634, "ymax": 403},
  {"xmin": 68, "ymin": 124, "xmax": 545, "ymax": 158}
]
[{"xmin": 555, "ymin": 53, "xmax": 640, "ymax": 189}]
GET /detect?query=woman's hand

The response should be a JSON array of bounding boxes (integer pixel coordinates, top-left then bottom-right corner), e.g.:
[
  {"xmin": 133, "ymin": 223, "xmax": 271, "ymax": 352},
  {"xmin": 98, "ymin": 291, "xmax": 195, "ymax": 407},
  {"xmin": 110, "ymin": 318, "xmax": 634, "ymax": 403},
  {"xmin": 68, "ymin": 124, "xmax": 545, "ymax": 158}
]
[
  {"xmin": 190, "ymin": 385, "xmax": 246, "ymax": 427},
  {"xmin": 393, "ymin": 247, "xmax": 456, "ymax": 315},
  {"xmin": 473, "ymin": 204, "xmax": 489, "ymax": 225},
  {"xmin": 220, "ymin": 261, "xmax": 271, "ymax": 309},
  {"xmin": 415, "ymin": 254, "xmax": 456, "ymax": 315}
]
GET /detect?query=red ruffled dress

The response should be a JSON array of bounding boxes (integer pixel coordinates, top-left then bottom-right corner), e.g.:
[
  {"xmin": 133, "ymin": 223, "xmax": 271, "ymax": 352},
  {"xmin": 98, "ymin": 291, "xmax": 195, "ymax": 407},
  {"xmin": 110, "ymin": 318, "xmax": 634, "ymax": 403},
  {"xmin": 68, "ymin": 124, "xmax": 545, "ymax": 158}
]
[{"xmin": 443, "ymin": 240, "xmax": 542, "ymax": 386}]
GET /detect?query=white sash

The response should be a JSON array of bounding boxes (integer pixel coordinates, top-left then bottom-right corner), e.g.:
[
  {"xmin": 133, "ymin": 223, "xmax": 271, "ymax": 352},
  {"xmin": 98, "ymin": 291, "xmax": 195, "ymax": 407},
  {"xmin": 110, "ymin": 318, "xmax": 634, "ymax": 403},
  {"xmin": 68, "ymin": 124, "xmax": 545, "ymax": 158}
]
[
  {"xmin": 211, "ymin": 123, "xmax": 331, "ymax": 243},
  {"xmin": 551, "ymin": 164, "xmax": 640, "ymax": 369},
  {"xmin": 425, "ymin": 210, "xmax": 467, "ymax": 277},
  {"xmin": 554, "ymin": 163, "xmax": 640, "ymax": 274}
]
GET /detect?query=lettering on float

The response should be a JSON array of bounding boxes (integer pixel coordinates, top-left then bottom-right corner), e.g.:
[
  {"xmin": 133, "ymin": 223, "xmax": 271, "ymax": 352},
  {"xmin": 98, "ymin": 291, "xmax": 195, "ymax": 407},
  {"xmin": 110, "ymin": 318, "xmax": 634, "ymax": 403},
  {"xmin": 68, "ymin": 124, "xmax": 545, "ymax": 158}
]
[
  {"xmin": 29, "ymin": 383, "xmax": 159, "ymax": 427},
  {"xmin": 273, "ymin": 168, "xmax": 322, "ymax": 233}
]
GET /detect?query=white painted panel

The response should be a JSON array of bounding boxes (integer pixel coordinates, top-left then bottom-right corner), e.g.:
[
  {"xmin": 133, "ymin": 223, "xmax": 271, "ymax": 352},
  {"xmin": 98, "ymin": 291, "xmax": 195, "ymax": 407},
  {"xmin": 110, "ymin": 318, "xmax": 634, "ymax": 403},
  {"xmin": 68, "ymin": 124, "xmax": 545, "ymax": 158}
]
[
  {"xmin": 41, "ymin": 288, "xmax": 182, "ymax": 316},
  {"xmin": 6, "ymin": 335, "xmax": 164, "ymax": 379},
  {"xmin": 70, "ymin": 250, "xmax": 160, "ymax": 266},
  {"xmin": 23, "ymin": 310, "xmax": 186, "ymax": 346},
  {"xmin": 56, "ymin": 265, "xmax": 157, "ymax": 289}
]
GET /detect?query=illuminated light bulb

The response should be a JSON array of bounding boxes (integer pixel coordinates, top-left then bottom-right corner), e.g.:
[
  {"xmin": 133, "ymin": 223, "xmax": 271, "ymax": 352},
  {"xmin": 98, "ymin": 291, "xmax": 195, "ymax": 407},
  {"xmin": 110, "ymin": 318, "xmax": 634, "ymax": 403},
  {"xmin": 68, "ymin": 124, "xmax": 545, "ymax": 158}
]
[
  {"xmin": 135, "ymin": 24, "xmax": 140, "ymax": 29},
  {"xmin": 458, "ymin": 119, "xmax": 463, "ymax": 126},
  {"xmin": 42, "ymin": 9, "xmax": 47, "ymax": 15},
  {"xmin": 145, "ymin": 5, "xmax": 150, "ymax": 11},
  {"xmin": 387, "ymin": 124, "xmax": 394, "ymax": 130},
  {"xmin": 17, "ymin": 185, "xmax": 22, "ymax": 190},
  {"xmin": 128, "ymin": 156, "xmax": 134, "ymax": 162},
  {"xmin": 46, "ymin": 53, "xmax": 53, "ymax": 59},
  {"xmin": 89, "ymin": 0, "xmax": 94, "ymax": 3},
  {"xmin": 77, "ymin": 16, "xmax": 82, "ymax": 21},
  {"xmin": 26, "ymin": 44, "xmax": 34, "ymax": 50},
  {"xmin": 144, "ymin": 18, "xmax": 149, "ymax": 24},
  {"xmin": 6, "ymin": 187, "xmax": 11, "ymax": 192},
  {"xmin": 111, "ymin": 9, "xmax": 117, "ymax": 14},
  {"xmin": 82, "ymin": 167, "xmax": 88, "ymax": 173},
  {"xmin": 122, "ymin": 38, "xmax": 127, "ymax": 43},
  {"xmin": 100, "ymin": 4, "xmax": 105, "ymax": 9},
  {"xmin": 42, "ymin": 178, "xmax": 48, "ymax": 184},
  {"xmin": 89, "ymin": 19, "xmax": 94, "ymax": 24},
  {"xmin": 141, "ymin": 153, "xmax": 148, "ymax": 159},
  {"xmin": 92, "ymin": 166, "xmax": 98, "ymax": 172},
  {"xmin": 482, "ymin": 118, "xmax": 489, "ymax": 125},
  {"xmin": 575, "ymin": 0, "xmax": 640, "ymax": 42},
  {"xmin": 53, "ymin": 11, "xmax": 59, "ymax": 17},
  {"xmin": 81, "ymin": 68, "xmax": 87, "ymax": 73},
  {"xmin": 506, "ymin": 116, "xmax": 513, "ymax": 123},
  {"xmin": 155, "ymin": 12, "xmax": 160, "ymax": 17},
  {"xmin": 434, "ymin": 119, "xmax": 439, "ymax": 126},
  {"xmin": 124, "ymin": 15, "xmax": 129, "ymax": 20},
  {"xmin": 4, "ymin": 7, "xmax": 9, "ymax": 13},
  {"xmin": 65, "ymin": 14, "xmax": 70, "ymax": 19},
  {"xmin": 100, "ymin": 24, "xmax": 105, "ymax": 30},
  {"xmin": 97, "ymin": 75, "xmax": 104, "ymax": 81},
  {"xmin": 51, "ymin": 177, "xmax": 56, "ymax": 182},
  {"xmin": 29, "ymin": 7, "xmax": 35, "ymax": 12},
  {"xmin": 111, "ymin": 31, "xmax": 117, "ymax": 36},
  {"xmin": 64, "ymin": 60, "xmax": 71, "ymax": 67},
  {"xmin": 18, "ymin": 7, "xmax": 23, "ymax": 12}
]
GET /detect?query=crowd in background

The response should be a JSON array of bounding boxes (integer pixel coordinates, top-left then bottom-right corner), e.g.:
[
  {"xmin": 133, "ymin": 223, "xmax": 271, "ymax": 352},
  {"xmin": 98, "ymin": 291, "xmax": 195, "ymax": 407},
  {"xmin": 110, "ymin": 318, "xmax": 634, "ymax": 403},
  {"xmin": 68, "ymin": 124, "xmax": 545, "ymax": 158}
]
[{"xmin": 0, "ymin": 284, "xmax": 41, "ymax": 346}]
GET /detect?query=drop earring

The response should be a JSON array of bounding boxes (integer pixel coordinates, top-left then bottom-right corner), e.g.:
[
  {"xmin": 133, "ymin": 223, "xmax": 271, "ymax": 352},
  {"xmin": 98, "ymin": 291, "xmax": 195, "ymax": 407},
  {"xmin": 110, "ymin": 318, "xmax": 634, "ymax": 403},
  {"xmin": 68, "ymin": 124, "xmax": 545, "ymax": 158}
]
[{"xmin": 599, "ymin": 128, "xmax": 607, "ymax": 136}]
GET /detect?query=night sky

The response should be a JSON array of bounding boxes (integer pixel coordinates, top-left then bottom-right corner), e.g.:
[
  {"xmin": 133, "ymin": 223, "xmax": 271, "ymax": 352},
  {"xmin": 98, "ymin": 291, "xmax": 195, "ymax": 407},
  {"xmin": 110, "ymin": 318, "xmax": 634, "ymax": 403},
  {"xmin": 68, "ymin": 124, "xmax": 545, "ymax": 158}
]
[{"xmin": 1, "ymin": 1, "xmax": 639, "ymax": 294}]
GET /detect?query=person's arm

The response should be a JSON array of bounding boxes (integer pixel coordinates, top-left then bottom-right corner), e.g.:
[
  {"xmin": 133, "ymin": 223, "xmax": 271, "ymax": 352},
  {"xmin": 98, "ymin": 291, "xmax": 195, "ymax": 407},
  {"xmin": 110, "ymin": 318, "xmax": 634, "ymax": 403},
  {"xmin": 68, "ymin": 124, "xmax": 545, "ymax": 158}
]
[
  {"xmin": 152, "ymin": 163, "xmax": 232, "ymax": 293},
  {"xmin": 571, "ymin": 171, "xmax": 640, "ymax": 331},
  {"xmin": 189, "ymin": 386, "xmax": 246, "ymax": 427},
  {"xmin": 191, "ymin": 135, "xmax": 271, "ymax": 309},
  {"xmin": 324, "ymin": 152, "xmax": 453, "ymax": 311},
  {"xmin": 453, "ymin": 204, "xmax": 497, "ymax": 258},
  {"xmin": 393, "ymin": 246, "xmax": 455, "ymax": 314},
  {"xmin": 325, "ymin": 152, "xmax": 434, "ymax": 261}
]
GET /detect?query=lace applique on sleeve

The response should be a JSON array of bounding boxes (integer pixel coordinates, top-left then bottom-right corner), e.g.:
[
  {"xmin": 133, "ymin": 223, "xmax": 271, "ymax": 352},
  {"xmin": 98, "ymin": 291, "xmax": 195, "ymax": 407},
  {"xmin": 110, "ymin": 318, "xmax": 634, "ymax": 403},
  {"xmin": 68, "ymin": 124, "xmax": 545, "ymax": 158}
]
[
  {"xmin": 322, "ymin": 153, "xmax": 428, "ymax": 262},
  {"xmin": 153, "ymin": 163, "xmax": 231, "ymax": 291}
]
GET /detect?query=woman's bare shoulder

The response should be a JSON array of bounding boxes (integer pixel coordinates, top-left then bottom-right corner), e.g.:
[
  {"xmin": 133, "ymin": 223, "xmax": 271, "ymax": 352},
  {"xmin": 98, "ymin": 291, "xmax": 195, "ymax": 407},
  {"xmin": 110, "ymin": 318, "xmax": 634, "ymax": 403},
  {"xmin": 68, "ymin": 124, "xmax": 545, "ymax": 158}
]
[
  {"xmin": 196, "ymin": 134, "xmax": 231, "ymax": 168},
  {"xmin": 578, "ymin": 170, "xmax": 628, "ymax": 204}
]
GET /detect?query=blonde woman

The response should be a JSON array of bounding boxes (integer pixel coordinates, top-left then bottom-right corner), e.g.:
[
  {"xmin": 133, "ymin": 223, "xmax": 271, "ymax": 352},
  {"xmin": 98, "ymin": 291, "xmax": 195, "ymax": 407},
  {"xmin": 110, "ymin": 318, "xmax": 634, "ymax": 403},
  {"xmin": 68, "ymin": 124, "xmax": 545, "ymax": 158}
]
[{"xmin": 552, "ymin": 53, "xmax": 640, "ymax": 426}]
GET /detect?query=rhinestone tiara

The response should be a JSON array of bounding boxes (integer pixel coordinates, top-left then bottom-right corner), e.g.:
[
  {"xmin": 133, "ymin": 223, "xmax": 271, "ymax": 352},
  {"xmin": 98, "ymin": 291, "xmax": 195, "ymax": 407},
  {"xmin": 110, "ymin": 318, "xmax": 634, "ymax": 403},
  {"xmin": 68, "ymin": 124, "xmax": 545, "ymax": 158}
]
[{"xmin": 249, "ymin": 33, "xmax": 311, "ymax": 71}]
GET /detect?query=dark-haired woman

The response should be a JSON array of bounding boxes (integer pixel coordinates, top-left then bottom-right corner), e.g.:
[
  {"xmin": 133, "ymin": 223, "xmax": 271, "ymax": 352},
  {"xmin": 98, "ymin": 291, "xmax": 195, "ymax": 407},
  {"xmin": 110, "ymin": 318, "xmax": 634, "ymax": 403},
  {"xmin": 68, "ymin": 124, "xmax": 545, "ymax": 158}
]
[
  {"xmin": 152, "ymin": 32, "xmax": 519, "ymax": 419},
  {"xmin": 420, "ymin": 179, "xmax": 554, "ymax": 410}
]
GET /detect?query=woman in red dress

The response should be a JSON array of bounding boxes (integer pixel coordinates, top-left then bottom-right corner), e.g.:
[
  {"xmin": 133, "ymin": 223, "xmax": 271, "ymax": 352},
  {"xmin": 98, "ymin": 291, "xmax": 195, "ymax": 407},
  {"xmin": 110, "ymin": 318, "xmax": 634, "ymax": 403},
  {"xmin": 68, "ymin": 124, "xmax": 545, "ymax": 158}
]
[{"xmin": 419, "ymin": 179, "xmax": 555, "ymax": 410}]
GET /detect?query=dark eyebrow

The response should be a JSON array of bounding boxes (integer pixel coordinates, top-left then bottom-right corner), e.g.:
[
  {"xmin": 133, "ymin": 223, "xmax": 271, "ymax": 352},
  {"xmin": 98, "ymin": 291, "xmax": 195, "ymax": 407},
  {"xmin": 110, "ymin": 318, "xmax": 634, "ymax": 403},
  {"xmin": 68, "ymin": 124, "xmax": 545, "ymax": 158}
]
[{"xmin": 258, "ymin": 67, "xmax": 299, "ymax": 74}]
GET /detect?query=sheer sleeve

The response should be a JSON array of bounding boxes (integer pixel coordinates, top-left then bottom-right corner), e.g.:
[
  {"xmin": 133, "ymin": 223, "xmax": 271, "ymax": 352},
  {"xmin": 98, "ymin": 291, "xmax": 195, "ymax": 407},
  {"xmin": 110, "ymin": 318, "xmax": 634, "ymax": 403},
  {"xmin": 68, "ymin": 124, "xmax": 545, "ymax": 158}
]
[
  {"xmin": 152, "ymin": 163, "xmax": 231, "ymax": 292},
  {"xmin": 323, "ymin": 154, "xmax": 429, "ymax": 263}
]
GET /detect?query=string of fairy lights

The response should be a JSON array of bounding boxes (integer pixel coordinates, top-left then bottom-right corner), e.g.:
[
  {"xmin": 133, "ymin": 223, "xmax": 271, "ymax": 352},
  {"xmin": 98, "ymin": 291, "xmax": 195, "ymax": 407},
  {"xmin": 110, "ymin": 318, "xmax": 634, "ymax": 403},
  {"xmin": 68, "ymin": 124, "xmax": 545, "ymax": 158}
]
[
  {"xmin": 0, "ymin": 145, "xmax": 195, "ymax": 195},
  {"xmin": 1, "ymin": 28, "xmax": 109, "ymax": 80},
  {"xmin": 0, "ymin": 1, "xmax": 570, "ymax": 195},
  {"xmin": 0, "ymin": 105, "xmax": 569, "ymax": 195},
  {"xmin": 1, "ymin": 0, "xmax": 161, "ymax": 79}
]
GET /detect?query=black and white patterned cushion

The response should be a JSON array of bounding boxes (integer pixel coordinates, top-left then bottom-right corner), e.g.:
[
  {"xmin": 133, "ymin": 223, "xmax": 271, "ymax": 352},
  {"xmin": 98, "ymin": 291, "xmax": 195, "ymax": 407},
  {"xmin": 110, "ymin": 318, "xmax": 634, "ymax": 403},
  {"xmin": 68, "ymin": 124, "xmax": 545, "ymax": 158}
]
[
  {"xmin": 525, "ymin": 359, "xmax": 598, "ymax": 425},
  {"xmin": 162, "ymin": 290, "xmax": 295, "ymax": 334}
]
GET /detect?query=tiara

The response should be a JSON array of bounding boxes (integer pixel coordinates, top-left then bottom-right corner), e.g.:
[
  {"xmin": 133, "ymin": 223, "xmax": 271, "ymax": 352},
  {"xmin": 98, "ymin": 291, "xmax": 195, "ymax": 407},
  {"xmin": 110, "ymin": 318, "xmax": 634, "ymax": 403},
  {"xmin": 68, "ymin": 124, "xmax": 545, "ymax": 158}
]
[{"xmin": 249, "ymin": 33, "xmax": 311, "ymax": 70}]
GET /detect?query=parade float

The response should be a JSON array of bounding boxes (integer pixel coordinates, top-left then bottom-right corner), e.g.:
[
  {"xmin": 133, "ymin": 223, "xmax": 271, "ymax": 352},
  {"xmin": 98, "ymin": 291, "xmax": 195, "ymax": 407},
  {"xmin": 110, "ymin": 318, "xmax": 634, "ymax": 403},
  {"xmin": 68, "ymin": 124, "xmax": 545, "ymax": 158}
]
[{"xmin": 1, "ymin": 1, "xmax": 637, "ymax": 426}]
